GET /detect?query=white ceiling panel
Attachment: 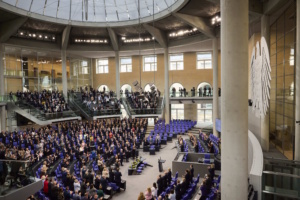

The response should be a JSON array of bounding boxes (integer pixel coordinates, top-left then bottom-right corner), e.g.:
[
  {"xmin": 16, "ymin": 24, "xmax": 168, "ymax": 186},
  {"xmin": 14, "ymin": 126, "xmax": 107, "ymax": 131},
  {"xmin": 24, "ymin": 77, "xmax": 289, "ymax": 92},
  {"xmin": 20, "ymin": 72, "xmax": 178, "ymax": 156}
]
[
  {"xmin": 71, "ymin": 0, "xmax": 83, "ymax": 21},
  {"xmin": 94, "ymin": 0, "xmax": 106, "ymax": 22},
  {"xmin": 30, "ymin": 0, "xmax": 46, "ymax": 14},
  {"xmin": 57, "ymin": 0, "xmax": 70, "ymax": 20},
  {"xmin": 16, "ymin": 0, "xmax": 32, "ymax": 11},
  {"xmin": 2, "ymin": 0, "xmax": 16, "ymax": 6},
  {"xmin": 44, "ymin": 0, "xmax": 58, "ymax": 18}
]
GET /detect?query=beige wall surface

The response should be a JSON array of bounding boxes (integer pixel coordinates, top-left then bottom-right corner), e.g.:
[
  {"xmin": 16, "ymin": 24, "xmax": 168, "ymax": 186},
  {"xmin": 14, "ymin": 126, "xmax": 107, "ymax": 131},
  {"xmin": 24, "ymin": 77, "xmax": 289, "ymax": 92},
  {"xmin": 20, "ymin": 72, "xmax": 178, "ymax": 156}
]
[
  {"xmin": 184, "ymin": 104, "xmax": 198, "ymax": 122},
  {"xmin": 92, "ymin": 51, "xmax": 221, "ymax": 94}
]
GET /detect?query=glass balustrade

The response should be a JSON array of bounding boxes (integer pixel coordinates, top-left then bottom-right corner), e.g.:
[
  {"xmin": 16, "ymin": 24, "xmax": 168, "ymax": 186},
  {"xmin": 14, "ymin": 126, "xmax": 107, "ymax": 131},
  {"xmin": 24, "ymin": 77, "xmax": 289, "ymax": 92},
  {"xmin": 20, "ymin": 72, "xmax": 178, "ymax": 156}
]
[
  {"xmin": 0, "ymin": 160, "xmax": 36, "ymax": 194},
  {"xmin": 69, "ymin": 92, "xmax": 121, "ymax": 117},
  {"xmin": 262, "ymin": 171, "xmax": 300, "ymax": 200},
  {"xmin": 170, "ymin": 92, "xmax": 214, "ymax": 98},
  {"xmin": 0, "ymin": 95, "xmax": 17, "ymax": 102},
  {"xmin": 14, "ymin": 99, "xmax": 77, "ymax": 121},
  {"xmin": 121, "ymin": 97, "xmax": 164, "ymax": 115}
]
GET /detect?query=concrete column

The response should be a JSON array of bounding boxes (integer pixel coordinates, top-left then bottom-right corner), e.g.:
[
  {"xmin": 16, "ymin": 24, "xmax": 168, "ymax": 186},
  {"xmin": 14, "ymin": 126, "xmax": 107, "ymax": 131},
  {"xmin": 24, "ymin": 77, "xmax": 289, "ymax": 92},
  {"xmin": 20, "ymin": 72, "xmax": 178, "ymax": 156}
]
[
  {"xmin": 261, "ymin": 15, "xmax": 270, "ymax": 152},
  {"xmin": 221, "ymin": 0, "xmax": 248, "ymax": 199},
  {"xmin": 0, "ymin": 44, "xmax": 5, "ymax": 130},
  {"xmin": 115, "ymin": 51, "xmax": 120, "ymax": 99},
  {"xmin": 61, "ymin": 50, "xmax": 68, "ymax": 99},
  {"xmin": 213, "ymin": 38, "xmax": 219, "ymax": 136},
  {"xmin": 295, "ymin": 0, "xmax": 300, "ymax": 161},
  {"xmin": 164, "ymin": 48, "xmax": 170, "ymax": 122}
]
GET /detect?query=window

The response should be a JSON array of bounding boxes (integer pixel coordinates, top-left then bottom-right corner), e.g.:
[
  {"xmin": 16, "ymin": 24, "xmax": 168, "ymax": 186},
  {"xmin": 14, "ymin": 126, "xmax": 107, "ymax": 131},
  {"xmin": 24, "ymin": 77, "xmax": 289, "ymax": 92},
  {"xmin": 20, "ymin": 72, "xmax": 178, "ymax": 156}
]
[
  {"xmin": 120, "ymin": 57, "xmax": 132, "ymax": 72},
  {"xmin": 170, "ymin": 54, "xmax": 184, "ymax": 70},
  {"xmin": 79, "ymin": 61, "xmax": 89, "ymax": 74},
  {"xmin": 197, "ymin": 103, "xmax": 212, "ymax": 123},
  {"xmin": 96, "ymin": 59, "xmax": 109, "ymax": 74},
  {"xmin": 171, "ymin": 104, "xmax": 184, "ymax": 120},
  {"xmin": 80, "ymin": 67, "xmax": 89, "ymax": 74},
  {"xmin": 197, "ymin": 52, "xmax": 212, "ymax": 69},
  {"xmin": 73, "ymin": 65, "xmax": 78, "ymax": 76},
  {"xmin": 143, "ymin": 56, "xmax": 157, "ymax": 71}
]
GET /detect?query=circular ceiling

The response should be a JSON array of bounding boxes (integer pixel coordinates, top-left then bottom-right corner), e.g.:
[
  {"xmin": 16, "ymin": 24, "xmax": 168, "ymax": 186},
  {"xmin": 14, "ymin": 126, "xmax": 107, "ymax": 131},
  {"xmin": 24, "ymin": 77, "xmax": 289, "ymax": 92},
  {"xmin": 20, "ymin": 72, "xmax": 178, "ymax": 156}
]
[{"xmin": 1, "ymin": 0, "xmax": 186, "ymax": 27}]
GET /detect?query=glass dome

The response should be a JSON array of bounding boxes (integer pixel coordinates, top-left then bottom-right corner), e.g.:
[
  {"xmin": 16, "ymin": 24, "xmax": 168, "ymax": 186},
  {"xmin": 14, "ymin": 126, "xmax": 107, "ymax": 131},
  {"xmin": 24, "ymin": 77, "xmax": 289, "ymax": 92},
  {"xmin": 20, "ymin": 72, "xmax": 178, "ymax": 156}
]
[{"xmin": 1, "ymin": 0, "xmax": 185, "ymax": 27}]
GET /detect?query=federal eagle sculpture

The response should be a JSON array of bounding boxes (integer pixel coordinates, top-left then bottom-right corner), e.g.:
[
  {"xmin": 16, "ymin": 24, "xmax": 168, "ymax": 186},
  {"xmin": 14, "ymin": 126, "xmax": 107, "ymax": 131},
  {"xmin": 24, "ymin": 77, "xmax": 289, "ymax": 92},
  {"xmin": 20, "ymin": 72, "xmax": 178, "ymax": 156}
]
[{"xmin": 250, "ymin": 37, "xmax": 271, "ymax": 118}]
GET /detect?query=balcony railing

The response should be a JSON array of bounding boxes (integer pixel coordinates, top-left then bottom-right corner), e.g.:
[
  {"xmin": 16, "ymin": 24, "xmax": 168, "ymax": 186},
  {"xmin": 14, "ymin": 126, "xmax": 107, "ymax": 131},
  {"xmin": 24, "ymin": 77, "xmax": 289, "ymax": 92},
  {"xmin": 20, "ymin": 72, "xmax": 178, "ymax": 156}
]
[
  {"xmin": 69, "ymin": 92, "xmax": 121, "ymax": 118},
  {"xmin": 170, "ymin": 91, "xmax": 214, "ymax": 98}
]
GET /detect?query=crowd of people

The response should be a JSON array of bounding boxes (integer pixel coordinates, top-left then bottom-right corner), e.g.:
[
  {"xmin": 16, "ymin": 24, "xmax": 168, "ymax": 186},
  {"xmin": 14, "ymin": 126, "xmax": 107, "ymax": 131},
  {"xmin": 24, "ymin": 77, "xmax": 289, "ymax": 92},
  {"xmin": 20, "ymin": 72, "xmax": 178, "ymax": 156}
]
[
  {"xmin": 15, "ymin": 90, "xmax": 69, "ymax": 113},
  {"xmin": 201, "ymin": 133, "xmax": 221, "ymax": 154},
  {"xmin": 199, "ymin": 164, "xmax": 217, "ymax": 200},
  {"xmin": 138, "ymin": 165, "xmax": 196, "ymax": 200},
  {"xmin": 80, "ymin": 87, "xmax": 121, "ymax": 112},
  {"xmin": 188, "ymin": 133, "xmax": 200, "ymax": 153},
  {"xmin": 127, "ymin": 90, "xmax": 160, "ymax": 110},
  {"xmin": 0, "ymin": 118, "xmax": 147, "ymax": 199}
]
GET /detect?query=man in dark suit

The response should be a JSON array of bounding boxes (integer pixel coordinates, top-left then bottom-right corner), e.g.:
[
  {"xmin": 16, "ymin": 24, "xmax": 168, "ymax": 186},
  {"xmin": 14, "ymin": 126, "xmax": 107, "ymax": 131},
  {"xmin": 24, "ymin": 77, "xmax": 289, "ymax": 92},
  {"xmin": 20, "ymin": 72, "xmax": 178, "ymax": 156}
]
[
  {"xmin": 119, "ymin": 150, "xmax": 124, "ymax": 166},
  {"xmin": 190, "ymin": 164, "xmax": 194, "ymax": 179},
  {"xmin": 175, "ymin": 180, "xmax": 181, "ymax": 200},
  {"xmin": 63, "ymin": 186, "xmax": 72, "ymax": 200},
  {"xmin": 167, "ymin": 168, "xmax": 172, "ymax": 185},
  {"xmin": 114, "ymin": 168, "xmax": 122, "ymax": 187},
  {"xmin": 157, "ymin": 175, "xmax": 163, "ymax": 196},
  {"xmin": 100, "ymin": 176, "xmax": 108, "ymax": 193}
]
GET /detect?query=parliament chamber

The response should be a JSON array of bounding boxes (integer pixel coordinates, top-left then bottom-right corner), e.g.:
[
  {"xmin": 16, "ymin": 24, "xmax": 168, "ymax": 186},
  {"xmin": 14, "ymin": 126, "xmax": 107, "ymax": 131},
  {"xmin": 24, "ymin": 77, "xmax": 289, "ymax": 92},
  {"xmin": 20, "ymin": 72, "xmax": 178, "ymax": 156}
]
[{"xmin": 0, "ymin": 0, "xmax": 299, "ymax": 200}]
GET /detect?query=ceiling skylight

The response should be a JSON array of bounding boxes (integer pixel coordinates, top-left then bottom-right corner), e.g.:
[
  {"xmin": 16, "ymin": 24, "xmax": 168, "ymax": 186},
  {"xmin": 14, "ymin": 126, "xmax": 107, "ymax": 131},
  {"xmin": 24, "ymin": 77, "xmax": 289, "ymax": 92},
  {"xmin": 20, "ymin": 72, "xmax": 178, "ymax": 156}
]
[{"xmin": 0, "ymin": 0, "xmax": 185, "ymax": 27}]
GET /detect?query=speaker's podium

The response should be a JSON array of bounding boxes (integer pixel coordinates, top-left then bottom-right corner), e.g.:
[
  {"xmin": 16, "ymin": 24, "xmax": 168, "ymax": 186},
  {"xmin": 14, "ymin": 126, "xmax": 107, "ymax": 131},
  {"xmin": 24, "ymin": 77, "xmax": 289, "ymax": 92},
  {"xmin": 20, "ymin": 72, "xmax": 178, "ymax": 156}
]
[{"xmin": 158, "ymin": 158, "xmax": 166, "ymax": 172}]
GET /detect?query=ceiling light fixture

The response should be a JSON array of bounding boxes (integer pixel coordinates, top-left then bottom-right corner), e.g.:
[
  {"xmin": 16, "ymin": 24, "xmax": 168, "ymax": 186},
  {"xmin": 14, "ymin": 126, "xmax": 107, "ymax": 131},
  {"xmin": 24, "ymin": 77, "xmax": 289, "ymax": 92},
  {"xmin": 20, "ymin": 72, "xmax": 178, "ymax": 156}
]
[
  {"xmin": 211, "ymin": 15, "xmax": 221, "ymax": 25},
  {"xmin": 169, "ymin": 28, "xmax": 199, "ymax": 38}
]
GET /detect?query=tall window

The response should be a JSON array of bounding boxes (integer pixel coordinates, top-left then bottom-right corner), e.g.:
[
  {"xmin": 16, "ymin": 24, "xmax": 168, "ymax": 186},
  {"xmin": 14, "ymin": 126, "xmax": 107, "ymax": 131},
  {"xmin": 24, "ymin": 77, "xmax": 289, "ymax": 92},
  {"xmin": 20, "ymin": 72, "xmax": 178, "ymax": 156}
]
[
  {"xmin": 171, "ymin": 104, "xmax": 184, "ymax": 120},
  {"xmin": 197, "ymin": 103, "xmax": 212, "ymax": 122},
  {"xmin": 73, "ymin": 65, "xmax": 78, "ymax": 76},
  {"xmin": 197, "ymin": 52, "xmax": 212, "ymax": 69},
  {"xmin": 143, "ymin": 56, "xmax": 157, "ymax": 71},
  {"xmin": 120, "ymin": 57, "xmax": 132, "ymax": 72},
  {"xmin": 170, "ymin": 54, "xmax": 184, "ymax": 70},
  {"xmin": 79, "ymin": 61, "xmax": 89, "ymax": 74},
  {"xmin": 96, "ymin": 59, "xmax": 109, "ymax": 74}
]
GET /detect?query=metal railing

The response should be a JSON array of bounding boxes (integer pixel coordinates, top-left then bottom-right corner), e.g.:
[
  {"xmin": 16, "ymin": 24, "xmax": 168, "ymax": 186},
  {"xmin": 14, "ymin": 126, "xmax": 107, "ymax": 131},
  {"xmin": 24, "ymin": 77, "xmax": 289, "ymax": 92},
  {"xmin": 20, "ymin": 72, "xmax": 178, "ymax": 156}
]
[
  {"xmin": 69, "ymin": 92, "xmax": 121, "ymax": 117},
  {"xmin": 121, "ymin": 97, "xmax": 164, "ymax": 115},
  {"xmin": 262, "ymin": 170, "xmax": 300, "ymax": 200},
  {"xmin": 0, "ymin": 159, "xmax": 36, "ymax": 191},
  {"xmin": 15, "ymin": 99, "xmax": 77, "ymax": 121},
  {"xmin": 0, "ymin": 95, "xmax": 17, "ymax": 102},
  {"xmin": 170, "ymin": 91, "xmax": 214, "ymax": 98}
]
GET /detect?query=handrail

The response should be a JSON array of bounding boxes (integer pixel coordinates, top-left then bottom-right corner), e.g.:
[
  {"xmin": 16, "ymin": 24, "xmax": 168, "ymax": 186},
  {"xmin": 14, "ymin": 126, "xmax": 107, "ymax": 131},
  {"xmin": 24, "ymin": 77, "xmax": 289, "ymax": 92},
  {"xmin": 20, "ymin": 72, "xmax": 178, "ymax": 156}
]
[
  {"xmin": 262, "ymin": 190, "xmax": 300, "ymax": 199},
  {"xmin": 69, "ymin": 92, "xmax": 121, "ymax": 117},
  {"xmin": 170, "ymin": 91, "xmax": 214, "ymax": 98},
  {"xmin": 264, "ymin": 156, "xmax": 293, "ymax": 162},
  {"xmin": 69, "ymin": 93, "xmax": 91, "ymax": 118},
  {"xmin": 0, "ymin": 159, "xmax": 33, "ymax": 163},
  {"xmin": 15, "ymin": 99, "xmax": 76, "ymax": 121},
  {"xmin": 262, "ymin": 170, "xmax": 300, "ymax": 178}
]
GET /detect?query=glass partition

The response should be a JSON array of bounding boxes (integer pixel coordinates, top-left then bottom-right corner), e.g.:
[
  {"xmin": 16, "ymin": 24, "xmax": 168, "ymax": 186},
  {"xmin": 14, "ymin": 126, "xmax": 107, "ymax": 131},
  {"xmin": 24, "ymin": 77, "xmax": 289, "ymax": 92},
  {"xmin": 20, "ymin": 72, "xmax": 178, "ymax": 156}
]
[
  {"xmin": 68, "ymin": 58, "xmax": 91, "ymax": 91},
  {"xmin": 0, "ymin": 160, "xmax": 36, "ymax": 192},
  {"xmin": 3, "ymin": 46, "xmax": 72, "ymax": 94},
  {"xmin": 269, "ymin": 2, "xmax": 296, "ymax": 160}
]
